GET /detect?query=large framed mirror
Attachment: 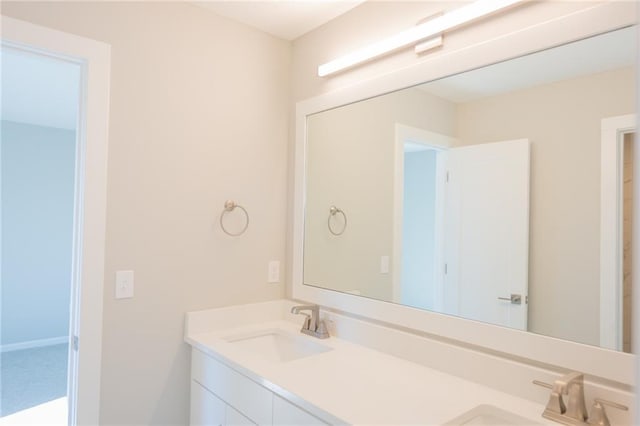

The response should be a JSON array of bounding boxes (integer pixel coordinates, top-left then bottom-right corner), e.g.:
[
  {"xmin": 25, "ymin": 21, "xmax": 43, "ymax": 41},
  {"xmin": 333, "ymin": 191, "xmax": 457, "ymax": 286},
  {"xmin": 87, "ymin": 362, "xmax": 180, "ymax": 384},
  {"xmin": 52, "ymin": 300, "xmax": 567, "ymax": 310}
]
[{"xmin": 293, "ymin": 1, "xmax": 636, "ymax": 385}]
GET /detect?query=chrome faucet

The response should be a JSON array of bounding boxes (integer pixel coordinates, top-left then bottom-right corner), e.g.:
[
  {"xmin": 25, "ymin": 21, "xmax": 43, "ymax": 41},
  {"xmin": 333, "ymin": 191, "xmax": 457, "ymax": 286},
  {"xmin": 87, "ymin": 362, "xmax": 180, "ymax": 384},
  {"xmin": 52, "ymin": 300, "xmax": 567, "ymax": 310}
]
[
  {"xmin": 533, "ymin": 372, "xmax": 627, "ymax": 426},
  {"xmin": 560, "ymin": 372, "xmax": 588, "ymax": 422},
  {"xmin": 290, "ymin": 304, "xmax": 329, "ymax": 339},
  {"xmin": 534, "ymin": 371, "xmax": 587, "ymax": 425}
]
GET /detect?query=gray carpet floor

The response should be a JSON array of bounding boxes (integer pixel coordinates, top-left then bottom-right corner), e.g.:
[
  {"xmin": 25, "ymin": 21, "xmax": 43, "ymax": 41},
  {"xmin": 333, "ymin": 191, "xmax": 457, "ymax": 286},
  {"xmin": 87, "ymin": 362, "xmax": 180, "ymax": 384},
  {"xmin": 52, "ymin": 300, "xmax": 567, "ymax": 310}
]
[{"xmin": 0, "ymin": 343, "xmax": 68, "ymax": 417}]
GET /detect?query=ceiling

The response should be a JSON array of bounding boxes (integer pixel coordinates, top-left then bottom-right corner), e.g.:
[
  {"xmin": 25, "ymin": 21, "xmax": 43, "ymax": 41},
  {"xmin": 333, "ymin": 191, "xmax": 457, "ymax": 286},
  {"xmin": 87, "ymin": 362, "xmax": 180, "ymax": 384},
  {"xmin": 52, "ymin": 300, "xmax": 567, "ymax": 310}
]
[
  {"xmin": 192, "ymin": 0, "xmax": 365, "ymax": 40},
  {"xmin": 419, "ymin": 26, "xmax": 637, "ymax": 103}
]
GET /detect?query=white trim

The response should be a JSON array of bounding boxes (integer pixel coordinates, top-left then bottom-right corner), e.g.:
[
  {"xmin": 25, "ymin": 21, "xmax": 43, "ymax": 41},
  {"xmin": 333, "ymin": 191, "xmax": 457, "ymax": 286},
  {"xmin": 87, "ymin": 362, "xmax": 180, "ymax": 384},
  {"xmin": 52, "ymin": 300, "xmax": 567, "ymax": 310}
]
[
  {"xmin": 1, "ymin": 336, "xmax": 69, "ymax": 353},
  {"xmin": 1, "ymin": 16, "xmax": 111, "ymax": 426},
  {"xmin": 600, "ymin": 114, "xmax": 636, "ymax": 351},
  {"xmin": 292, "ymin": 2, "xmax": 636, "ymax": 386}
]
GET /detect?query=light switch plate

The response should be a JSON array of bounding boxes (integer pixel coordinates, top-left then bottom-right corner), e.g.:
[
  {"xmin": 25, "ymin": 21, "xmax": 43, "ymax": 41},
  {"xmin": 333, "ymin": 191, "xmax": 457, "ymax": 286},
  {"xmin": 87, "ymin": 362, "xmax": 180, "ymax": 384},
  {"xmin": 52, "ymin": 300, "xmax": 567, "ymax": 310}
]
[
  {"xmin": 268, "ymin": 261, "xmax": 280, "ymax": 283},
  {"xmin": 115, "ymin": 270, "xmax": 134, "ymax": 299},
  {"xmin": 380, "ymin": 256, "xmax": 390, "ymax": 274}
]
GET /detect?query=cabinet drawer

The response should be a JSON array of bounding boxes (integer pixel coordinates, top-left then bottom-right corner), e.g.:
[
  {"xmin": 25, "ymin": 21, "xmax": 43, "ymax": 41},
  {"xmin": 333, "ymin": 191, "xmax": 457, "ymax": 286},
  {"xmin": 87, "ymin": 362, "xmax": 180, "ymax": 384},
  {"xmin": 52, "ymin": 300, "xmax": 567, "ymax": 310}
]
[
  {"xmin": 190, "ymin": 380, "xmax": 225, "ymax": 426},
  {"xmin": 192, "ymin": 349, "xmax": 272, "ymax": 425},
  {"xmin": 226, "ymin": 404, "xmax": 256, "ymax": 426},
  {"xmin": 273, "ymin": 395, "xmax": 328, "ymax": 426}
]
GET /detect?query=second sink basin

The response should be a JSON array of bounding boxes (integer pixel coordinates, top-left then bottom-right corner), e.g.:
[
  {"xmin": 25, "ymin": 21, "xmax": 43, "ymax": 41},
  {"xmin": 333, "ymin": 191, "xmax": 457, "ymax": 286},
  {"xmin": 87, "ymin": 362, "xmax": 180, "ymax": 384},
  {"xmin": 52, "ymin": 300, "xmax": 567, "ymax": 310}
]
[
  {"xmin": 444, "ymin": 404, "xmax": 542, "ymax": 425},
  {"xmin": 224, "ymin": 329, "xmax": 332, "ymax": 362}
]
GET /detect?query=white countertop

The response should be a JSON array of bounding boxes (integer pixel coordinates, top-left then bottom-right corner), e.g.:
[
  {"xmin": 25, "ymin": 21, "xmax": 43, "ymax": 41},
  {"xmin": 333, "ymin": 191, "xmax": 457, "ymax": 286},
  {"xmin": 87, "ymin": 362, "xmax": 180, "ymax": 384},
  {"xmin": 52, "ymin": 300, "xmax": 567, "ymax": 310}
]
[{"xmin": 185, "ymin": 302, "xmax": 549, "ymax": 425}]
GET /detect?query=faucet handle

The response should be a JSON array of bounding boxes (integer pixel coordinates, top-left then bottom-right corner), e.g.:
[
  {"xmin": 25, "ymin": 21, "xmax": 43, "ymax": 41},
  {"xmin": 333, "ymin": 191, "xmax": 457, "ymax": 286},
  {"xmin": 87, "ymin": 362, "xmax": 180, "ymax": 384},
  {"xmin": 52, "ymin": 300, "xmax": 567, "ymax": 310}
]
[
  {"xmin": 533, "ymin": 380, "xmax": 553, "ymax": 390},
  {"xmin": 588, "ymin": 399, "xmax": 628, "ymax": 426}
]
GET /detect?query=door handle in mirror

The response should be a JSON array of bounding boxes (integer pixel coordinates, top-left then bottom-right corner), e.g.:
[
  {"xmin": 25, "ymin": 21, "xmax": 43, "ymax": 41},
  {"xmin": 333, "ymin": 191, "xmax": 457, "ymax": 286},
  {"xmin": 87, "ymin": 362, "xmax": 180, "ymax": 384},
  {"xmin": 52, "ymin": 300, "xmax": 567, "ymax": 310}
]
[{"xmin": 498, "ymin": 294, "xmax": 522, "ymax": 304}]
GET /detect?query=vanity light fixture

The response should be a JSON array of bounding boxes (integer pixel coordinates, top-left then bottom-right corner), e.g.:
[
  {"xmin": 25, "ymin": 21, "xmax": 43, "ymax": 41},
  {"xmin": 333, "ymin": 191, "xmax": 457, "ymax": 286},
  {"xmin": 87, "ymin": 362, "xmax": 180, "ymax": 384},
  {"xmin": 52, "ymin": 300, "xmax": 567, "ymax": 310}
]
[{"xmin": 317, "ymin": 0, "xmax": 525, "ymax": 77}]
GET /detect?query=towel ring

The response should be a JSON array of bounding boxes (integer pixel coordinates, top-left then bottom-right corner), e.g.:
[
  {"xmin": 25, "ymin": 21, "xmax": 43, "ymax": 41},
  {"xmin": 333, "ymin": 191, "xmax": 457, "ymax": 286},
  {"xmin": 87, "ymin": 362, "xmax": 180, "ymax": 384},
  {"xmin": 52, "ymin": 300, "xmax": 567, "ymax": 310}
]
[
  {"xmin": 219, "ymin": 200, "xmax": 249, "ymax": 236},
  {"xmin": 327, "ymin": 205, "xmax": 347, "ymax": 236}
]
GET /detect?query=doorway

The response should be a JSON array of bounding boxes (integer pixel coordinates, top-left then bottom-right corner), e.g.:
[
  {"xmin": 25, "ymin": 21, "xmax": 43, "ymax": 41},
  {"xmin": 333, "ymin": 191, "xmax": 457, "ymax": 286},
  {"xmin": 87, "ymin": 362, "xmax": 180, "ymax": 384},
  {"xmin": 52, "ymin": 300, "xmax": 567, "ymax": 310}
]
[
  {"xmin": 1, "ymin": 16, "xmax": 110, "ymax": 425},
  {"xmin": 0, "ymin": 41, "xmax": 79, "ymax": 426},
  {"xmin": 622, "ymin": 132, "xmax": 634, "ymax": 353},
  {"xmin": 392, "ymin": 124, "xmax": 453, "ymax": 308},
  {"xmin": 600, "ymin": 114, "xmax": 636, "ymax": 352},
  {"xmin": 401, "ymin": 144, "xmax": 444, "ymax": 311}
]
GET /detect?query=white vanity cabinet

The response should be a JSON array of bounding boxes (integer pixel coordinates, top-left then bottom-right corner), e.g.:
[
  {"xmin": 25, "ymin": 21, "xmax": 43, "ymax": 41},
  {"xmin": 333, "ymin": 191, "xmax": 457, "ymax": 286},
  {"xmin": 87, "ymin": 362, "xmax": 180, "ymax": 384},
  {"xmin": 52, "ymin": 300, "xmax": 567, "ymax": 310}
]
[
  {"xmin": 272, "ymin": 395, "xmax": 328, "ymax": 426},
  {"xmin": 189, "ymin": 349, "xmax": 329, "ymax": 426},
  {"xmin": 189, "ymin": 381, "xmax": 226, "ymax": 425}
]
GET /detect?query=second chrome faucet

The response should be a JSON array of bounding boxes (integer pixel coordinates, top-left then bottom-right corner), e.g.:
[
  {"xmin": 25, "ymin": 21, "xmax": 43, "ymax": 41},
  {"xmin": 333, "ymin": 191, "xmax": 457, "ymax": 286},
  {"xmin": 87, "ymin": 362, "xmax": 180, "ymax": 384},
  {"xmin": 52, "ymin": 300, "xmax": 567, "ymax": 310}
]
[
  {"xmin": 534, "ymin": 372, "xmax": 627, "ymax": 426},
  {"xmin": 291, "ymin": 304, "xmax": 330, "ymax": 339}
]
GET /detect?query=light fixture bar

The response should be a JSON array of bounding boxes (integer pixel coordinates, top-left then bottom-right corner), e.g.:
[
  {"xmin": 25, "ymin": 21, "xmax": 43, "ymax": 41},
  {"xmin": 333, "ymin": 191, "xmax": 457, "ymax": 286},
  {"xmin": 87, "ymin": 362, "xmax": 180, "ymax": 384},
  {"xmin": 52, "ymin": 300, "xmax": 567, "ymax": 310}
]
[{"xmin": 317, "ymin": 0, "xmax": 524, "ymax": 77}]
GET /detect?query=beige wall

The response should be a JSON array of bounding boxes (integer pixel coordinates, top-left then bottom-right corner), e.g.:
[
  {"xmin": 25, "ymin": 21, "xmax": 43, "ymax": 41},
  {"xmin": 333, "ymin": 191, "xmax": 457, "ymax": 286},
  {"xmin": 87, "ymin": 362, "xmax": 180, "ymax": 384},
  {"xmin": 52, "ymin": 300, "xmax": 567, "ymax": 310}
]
[
  {"xmin": 2, "ymin": 0, "xmax": 634, "ymax": 423},
  {"xmin": 304, "ymin": 88, "xmax": 455, "ymax": 300},
  {"xmin": 1, "ymin": 2, "xmax": 290, "ymax": 424},
  {"xmin": 456, "ymin": 67, "xmax": 635, "ymax": 346}
]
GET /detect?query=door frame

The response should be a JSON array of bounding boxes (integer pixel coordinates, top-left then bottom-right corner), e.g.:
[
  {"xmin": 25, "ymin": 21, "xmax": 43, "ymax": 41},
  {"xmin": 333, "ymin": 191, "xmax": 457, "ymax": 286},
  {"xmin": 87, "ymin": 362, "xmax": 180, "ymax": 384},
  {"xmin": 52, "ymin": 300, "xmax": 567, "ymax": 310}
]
[
  {"xmin": 392, "ymin": 123, "xmax": 454, "ymax": 307},
  {"xmin": 1, "ymin": 16, "xmax": 110, "ymax": 425},
  {"xmin": 600, "ymin": 114, "xmax": 636, "ymax": 351}
]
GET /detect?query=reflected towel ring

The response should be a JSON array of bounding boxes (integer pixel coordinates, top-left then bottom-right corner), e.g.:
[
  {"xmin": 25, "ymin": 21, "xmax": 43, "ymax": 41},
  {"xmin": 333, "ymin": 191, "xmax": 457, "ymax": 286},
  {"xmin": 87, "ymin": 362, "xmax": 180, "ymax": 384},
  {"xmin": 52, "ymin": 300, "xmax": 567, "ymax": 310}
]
[
  {"xmin": 327, "ymin": 205, "xmax": 347, "ymax": 236},
  {"xmin": 219, "ymin": 200, "xmax": 249, "ymax": 236}
]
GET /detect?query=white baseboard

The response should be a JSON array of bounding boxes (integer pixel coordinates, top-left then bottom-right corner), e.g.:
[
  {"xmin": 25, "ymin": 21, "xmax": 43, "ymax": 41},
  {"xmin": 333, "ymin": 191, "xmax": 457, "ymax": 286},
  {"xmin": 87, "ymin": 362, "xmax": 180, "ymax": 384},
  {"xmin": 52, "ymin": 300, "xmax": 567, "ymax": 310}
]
[{"xmin": 1, "ymin": 336, "xmax": 69, "ymax": 353}]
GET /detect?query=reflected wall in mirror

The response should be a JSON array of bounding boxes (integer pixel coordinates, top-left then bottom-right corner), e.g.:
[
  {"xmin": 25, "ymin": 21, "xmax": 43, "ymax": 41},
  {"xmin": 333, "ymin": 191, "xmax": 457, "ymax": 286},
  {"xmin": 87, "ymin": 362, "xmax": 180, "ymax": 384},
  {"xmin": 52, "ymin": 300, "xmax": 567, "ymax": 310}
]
[{"xmin": 303, "ymin": 26, "xmax": 637, "ymax": 353}]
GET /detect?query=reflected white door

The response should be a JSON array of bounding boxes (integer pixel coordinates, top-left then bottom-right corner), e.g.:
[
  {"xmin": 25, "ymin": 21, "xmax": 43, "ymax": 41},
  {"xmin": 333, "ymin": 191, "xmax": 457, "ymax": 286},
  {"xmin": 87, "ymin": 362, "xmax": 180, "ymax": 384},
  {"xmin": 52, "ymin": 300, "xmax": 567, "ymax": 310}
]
[{"xmin": 443, "ymin": 139, "xmax": 530, "ymax": 330}]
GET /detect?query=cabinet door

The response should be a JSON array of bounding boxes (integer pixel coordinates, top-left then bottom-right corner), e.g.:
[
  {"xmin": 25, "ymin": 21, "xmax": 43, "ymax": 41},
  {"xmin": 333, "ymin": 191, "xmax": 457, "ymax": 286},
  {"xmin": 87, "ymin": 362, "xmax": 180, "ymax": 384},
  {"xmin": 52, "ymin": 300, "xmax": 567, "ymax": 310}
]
[
  {"xmin": 192, "ymin": 350, "xmax": 272, "ymax": 425},
  {"xmin": 225, "ymin": 404, "xmax": 256, "ymax": 426},
  {"xmin": 190, "ymin": 381, "xmax": 225, "ymax": 426},
  {"xmin": 272, "ymin": 395, "xmax": 328, "ymax": 426}
]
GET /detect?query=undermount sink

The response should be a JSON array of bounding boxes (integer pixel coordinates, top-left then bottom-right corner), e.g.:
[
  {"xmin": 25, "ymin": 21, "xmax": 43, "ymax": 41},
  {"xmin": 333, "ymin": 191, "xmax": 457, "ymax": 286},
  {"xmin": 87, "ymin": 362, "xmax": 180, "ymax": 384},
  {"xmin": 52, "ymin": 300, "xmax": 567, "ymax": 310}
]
[
  {"xmin": 444, "ymin": 404, "xmax": 542, "ymax": 425},
  {"xmin": 223, "ymin": 329, "xmax": 332, "ymax": 362}
]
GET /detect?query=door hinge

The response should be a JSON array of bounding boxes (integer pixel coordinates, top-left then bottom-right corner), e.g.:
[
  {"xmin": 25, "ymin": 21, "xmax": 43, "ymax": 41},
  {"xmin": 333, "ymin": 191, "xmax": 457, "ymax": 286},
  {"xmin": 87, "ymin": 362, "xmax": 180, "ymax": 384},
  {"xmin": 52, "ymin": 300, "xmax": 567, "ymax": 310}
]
[
  {"xmin": 73, "ymin": 335, "xmax": 79, "ymax": 351},
  {"xmin": 444, "ymin": 263, "xmax": 448, "ymax": 274},
  {"xmin": 446, "ymin": 171, "xmax": 450, "ymax": 182}
]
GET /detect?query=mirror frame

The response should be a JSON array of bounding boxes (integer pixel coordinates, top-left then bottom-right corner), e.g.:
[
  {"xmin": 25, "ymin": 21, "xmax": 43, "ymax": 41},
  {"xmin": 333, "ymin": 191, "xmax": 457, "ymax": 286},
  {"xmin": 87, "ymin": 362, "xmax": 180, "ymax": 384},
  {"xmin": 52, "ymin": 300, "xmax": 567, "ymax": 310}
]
[{"xmin": 292, "ymin": 1, "xmax": 637, "ymax": 385}]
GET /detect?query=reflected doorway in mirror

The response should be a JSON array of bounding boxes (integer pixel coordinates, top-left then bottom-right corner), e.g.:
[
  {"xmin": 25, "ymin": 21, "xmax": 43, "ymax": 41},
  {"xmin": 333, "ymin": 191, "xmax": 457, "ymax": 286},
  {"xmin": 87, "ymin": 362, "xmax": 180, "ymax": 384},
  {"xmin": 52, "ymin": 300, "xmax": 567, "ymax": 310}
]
[
  {"xmin": 600, "ymin": 114, "xmax": 636, "ymax": 353},
  {"xmin": 392, "ymin": 124, "xmax": 450, "ymax": 312}
]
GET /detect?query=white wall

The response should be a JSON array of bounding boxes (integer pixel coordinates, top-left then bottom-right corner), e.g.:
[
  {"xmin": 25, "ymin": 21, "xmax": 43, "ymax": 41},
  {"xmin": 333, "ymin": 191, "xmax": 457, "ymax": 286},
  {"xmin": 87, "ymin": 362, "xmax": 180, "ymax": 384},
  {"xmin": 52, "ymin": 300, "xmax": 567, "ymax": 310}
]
[
  {"xmin": 455, "ymin": 67, "xmax": 636, "ymax": 346},
  {"xmin": 304, "ymin": 88, "xmax": 454, "ymax": 300},
  {"xmin": 1, "ymin": 120, "xmax": 75, "ymax": 347},
  {"xmin": 1, "ymin": 2, "xmax": 290, "ymax": 424}
]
